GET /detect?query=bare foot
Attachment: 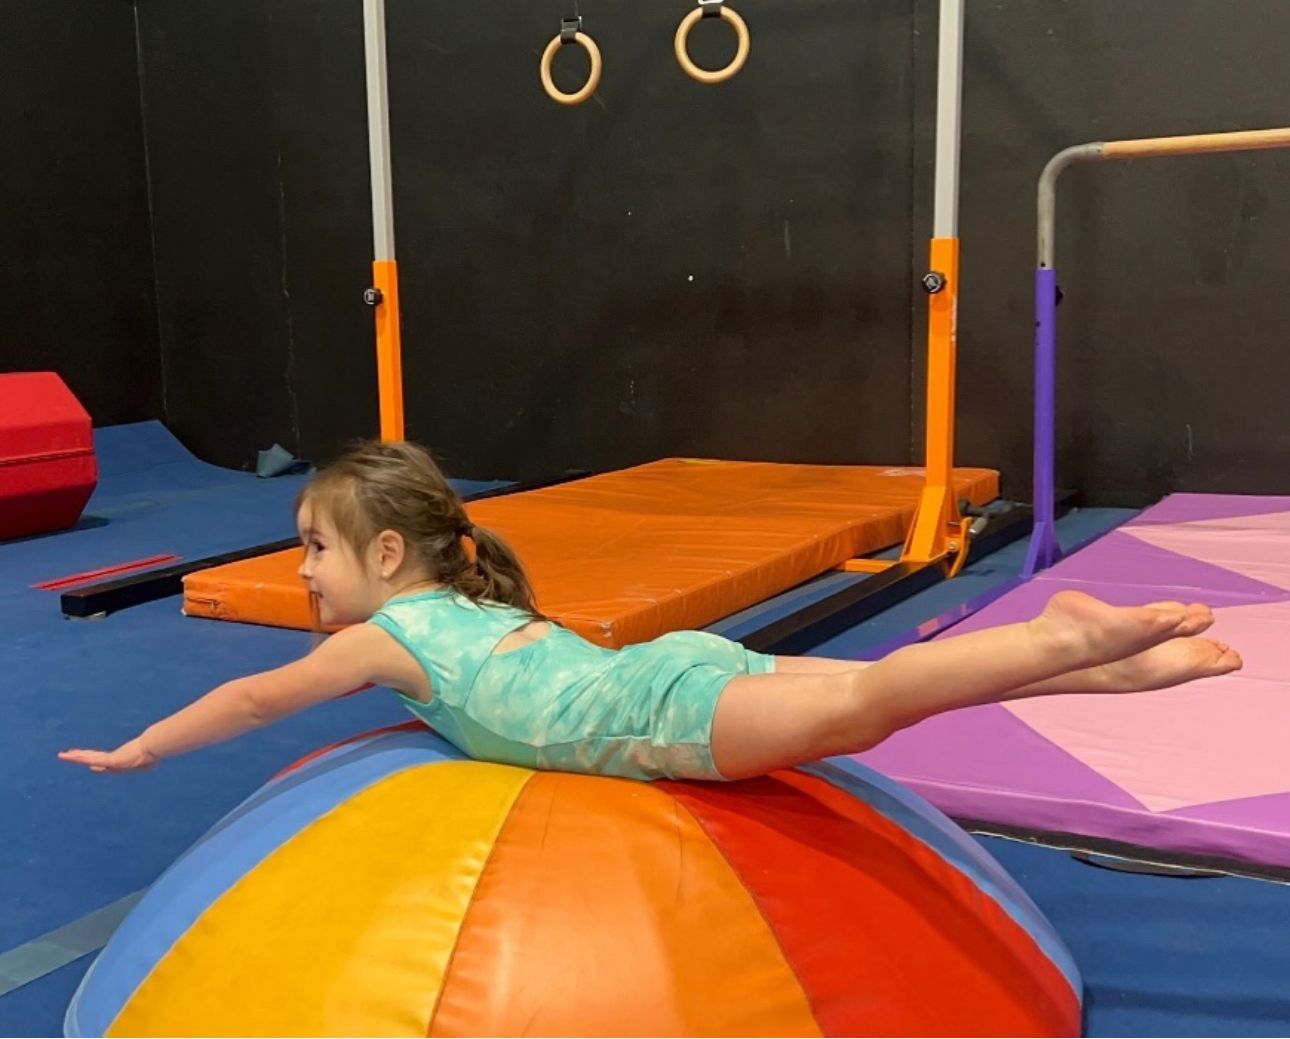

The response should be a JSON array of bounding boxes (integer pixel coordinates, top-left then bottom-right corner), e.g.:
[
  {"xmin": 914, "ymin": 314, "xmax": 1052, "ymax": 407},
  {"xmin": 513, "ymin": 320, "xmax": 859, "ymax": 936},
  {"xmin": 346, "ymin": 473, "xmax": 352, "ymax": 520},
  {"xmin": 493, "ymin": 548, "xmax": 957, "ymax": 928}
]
[
  {"xmin": 1031, "ymin": 590, "xmax": 1215, "ymax": 670},
  {"xmin": 1096, "ymin": 637, "xmax": 1243, "ymax": 693}
]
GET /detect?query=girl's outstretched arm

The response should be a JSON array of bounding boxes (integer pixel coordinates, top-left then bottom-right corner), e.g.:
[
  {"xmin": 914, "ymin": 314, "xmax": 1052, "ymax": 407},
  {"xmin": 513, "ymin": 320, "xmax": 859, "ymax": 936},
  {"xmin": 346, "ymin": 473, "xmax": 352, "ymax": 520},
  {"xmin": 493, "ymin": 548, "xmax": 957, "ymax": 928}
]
[{"xmin": 59, "ymin": 623, "xmax": 407, "ymax": 773}]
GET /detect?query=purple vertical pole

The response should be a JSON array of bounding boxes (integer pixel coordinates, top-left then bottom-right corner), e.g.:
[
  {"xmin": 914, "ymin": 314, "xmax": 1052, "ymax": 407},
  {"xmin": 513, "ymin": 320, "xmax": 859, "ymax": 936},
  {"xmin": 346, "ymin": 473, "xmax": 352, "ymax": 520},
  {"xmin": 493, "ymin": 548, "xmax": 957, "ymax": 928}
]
[{"xmin": 1023, "ymin": 265, "xmax": 1061, "ymax": 577}]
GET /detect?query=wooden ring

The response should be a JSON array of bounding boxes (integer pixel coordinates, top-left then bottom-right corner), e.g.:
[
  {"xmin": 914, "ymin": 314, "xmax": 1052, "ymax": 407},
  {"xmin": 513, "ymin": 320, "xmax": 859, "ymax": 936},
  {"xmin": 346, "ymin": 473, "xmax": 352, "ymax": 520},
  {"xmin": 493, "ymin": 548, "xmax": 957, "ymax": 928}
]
[
  {"xmin": 674, "ymin": 5, "xmax": 749, "ymax": 84},
  {"xmin": 540, "ymin": 31, "xmax": 603, "ymax": 106}
]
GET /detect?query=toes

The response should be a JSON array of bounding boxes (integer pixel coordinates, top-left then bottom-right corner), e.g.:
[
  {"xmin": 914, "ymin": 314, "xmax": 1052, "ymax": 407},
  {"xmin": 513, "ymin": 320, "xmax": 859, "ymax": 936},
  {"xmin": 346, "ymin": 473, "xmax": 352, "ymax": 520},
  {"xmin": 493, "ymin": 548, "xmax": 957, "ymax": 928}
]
[
  {"xmin": 1202, "ymin": 644, "xmax": 1242, "ymax": 674},
  {"xmin": 1174, "ymin": 604, "xmax": 1215, "ymax": 636},
  {"xmin": 1148, "ymin": 608, "xmax": 1186, "ymax": 631}
]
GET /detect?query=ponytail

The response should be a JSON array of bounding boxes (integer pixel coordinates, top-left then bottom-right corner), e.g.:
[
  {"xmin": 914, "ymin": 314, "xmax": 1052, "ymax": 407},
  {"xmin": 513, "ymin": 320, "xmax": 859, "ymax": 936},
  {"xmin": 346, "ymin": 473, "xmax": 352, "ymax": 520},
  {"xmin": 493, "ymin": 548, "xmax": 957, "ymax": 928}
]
[{"xmin": 446, "ymin": 524, "xmax": 544, "ymax": 619}]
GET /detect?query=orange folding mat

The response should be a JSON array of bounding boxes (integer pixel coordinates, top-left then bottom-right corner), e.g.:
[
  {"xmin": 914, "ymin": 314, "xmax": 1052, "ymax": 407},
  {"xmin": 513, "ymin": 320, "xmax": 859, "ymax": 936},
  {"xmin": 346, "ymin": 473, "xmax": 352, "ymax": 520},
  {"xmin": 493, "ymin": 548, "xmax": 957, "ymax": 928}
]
[{"xmin": 182, "ymin": 458, "xmax": 998, "ymax": 647}]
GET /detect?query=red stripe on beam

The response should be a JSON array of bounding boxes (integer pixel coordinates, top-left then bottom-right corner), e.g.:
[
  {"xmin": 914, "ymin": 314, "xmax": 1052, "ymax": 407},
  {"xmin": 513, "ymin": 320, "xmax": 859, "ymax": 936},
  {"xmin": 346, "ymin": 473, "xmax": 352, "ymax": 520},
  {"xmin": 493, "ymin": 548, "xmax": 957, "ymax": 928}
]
[{"xmin": 33, "ymin": 554, "xmax": 182, "ymax": 591}]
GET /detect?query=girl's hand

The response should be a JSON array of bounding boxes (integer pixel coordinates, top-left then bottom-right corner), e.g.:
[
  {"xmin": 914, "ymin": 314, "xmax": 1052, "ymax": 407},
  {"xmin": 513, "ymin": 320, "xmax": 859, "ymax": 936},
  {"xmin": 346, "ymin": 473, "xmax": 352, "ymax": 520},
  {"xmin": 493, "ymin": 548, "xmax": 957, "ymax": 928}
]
[{"xmin": 58, "ymin": 738, "xmax": 160, "ymax": 773}]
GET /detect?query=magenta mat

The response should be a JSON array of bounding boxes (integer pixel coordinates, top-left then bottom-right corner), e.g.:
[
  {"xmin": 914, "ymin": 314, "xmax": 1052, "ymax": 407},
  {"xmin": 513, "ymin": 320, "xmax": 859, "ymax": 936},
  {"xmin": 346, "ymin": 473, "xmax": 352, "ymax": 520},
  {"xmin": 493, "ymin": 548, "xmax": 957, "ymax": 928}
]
[{"xmin": 856, "ymin": 493, "xmax": 1290, "ymax": 875}]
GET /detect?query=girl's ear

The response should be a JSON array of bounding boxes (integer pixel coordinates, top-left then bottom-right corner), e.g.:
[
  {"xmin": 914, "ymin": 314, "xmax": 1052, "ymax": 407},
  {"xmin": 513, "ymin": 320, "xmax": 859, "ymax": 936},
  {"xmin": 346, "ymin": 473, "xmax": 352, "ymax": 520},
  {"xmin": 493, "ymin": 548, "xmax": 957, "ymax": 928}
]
[{"xmin": 374, "ymin": 529, "xmax": 407, "ymax": 578}]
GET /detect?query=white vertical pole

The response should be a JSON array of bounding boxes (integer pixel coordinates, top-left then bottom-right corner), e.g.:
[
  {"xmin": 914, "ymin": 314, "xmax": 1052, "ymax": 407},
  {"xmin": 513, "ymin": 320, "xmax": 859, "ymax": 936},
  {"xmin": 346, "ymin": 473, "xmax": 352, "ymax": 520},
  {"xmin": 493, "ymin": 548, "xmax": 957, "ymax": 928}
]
[
  {"xmin": 931, "ymin": 0, "xmax": 963, "ymax": 240},
  {"xmin": 364, "ymin": 0, "xmax": 396, "ymax": 262}
]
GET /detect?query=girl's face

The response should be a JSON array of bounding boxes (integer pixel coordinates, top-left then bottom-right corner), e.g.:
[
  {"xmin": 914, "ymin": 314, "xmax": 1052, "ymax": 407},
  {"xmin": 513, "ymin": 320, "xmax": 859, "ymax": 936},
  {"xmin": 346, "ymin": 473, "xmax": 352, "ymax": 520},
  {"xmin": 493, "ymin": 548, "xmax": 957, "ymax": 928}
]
[{"xmin": 296, "ymin": 503, "xmax": 382, "ymax": 626}]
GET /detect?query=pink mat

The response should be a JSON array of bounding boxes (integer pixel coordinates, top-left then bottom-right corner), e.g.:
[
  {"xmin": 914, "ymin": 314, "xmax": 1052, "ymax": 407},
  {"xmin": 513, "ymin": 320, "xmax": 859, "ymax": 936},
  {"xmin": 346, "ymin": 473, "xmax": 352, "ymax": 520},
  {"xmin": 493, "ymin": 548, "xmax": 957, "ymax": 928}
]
[{"xmin": 855, "ymin": 494, "xmax": 1290, "ymax": 875}]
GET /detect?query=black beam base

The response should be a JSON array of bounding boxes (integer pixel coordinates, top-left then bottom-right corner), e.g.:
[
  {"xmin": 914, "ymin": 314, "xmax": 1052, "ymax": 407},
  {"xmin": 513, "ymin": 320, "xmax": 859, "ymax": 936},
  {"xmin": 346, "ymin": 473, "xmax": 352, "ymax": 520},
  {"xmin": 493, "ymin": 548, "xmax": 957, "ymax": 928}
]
[{"xmin": 738, "ymin": 491, "xmax": 1077, "ymax": 655}]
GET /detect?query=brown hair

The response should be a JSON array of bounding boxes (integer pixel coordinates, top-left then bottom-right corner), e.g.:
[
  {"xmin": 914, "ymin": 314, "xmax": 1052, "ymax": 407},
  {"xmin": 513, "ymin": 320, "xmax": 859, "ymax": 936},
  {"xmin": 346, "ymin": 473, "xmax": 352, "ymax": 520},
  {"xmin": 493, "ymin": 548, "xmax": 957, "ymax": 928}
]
[{"xmin": 296, "ymin": 440, "xmax": 542, "ymax": 617}]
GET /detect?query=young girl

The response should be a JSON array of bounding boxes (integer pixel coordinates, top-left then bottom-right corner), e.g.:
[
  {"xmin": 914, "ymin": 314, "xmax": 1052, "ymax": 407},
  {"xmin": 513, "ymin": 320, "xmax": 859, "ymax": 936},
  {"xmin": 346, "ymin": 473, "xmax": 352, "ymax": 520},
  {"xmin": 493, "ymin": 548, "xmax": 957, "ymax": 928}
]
[{"xmin": 60, "ymin": 441, "xmax": 1242, "ymax": 781}]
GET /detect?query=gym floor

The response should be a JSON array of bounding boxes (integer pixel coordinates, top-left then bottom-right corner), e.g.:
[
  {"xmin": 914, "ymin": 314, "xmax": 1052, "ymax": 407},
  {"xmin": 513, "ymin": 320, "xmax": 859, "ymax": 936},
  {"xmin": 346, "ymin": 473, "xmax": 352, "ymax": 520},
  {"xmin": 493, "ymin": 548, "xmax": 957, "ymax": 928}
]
[{"xmin": 3, "ymin": 424, "xmax": 1288, "ymax": 1037}]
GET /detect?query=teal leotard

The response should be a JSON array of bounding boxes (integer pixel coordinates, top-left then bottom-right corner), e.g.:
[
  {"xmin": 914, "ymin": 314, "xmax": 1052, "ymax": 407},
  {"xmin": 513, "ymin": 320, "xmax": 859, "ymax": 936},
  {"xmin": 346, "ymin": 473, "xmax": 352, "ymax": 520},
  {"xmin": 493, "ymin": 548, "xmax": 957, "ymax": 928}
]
[{"xmin": 367, "ymin": 589, "xmax": 775, "ymax": 781}]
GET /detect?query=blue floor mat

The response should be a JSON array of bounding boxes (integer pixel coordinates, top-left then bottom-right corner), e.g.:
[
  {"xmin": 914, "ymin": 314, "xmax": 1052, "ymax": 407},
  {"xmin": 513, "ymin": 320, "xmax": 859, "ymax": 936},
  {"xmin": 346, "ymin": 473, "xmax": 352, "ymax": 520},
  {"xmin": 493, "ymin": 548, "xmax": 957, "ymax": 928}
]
[
  {"xmin": 0, "ymin": 960, "xmax": 89, "ymax": 1038},
  {"xmin": 981, "ymin": 836, "xmax": 1290, "ymax": 1037}
]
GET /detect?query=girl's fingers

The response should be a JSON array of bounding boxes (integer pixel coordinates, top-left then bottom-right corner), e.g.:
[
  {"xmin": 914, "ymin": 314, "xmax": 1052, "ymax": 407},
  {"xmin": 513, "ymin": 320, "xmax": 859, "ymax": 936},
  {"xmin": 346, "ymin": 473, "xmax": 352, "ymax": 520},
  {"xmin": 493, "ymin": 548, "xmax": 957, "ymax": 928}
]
[{"xmin": 59, "ymin": 749, "xmax": 109, "ymax": 768}]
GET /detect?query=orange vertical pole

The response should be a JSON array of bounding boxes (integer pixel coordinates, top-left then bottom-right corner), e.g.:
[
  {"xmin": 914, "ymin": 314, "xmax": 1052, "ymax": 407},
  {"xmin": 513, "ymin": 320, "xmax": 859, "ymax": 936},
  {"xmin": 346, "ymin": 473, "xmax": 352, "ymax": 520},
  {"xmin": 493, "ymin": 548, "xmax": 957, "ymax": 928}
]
[
  {"xmin": 371, "ymin": 261, "xmax": 404, "ymax": 441},
  {"xmin": 899, "ymin": 0, "xmax": 966, "ymax": 570},
  {"xmin": 902, "ymin": 236, "xmax": 963, "ymax": 564}
]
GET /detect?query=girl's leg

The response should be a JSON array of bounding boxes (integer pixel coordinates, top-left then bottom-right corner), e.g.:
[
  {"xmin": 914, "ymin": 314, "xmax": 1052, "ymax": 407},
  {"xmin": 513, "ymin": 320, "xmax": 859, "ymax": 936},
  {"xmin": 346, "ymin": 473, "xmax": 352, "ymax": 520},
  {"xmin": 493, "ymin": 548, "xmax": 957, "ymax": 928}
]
[
  {"xmin": 773, "ymin": 657, "xmax": 870, "ymax": 675},
  {"xmin": 711, "ymin": 669, "xmax": 888, "ymax": 778},
  {"xmin": 774, "ymin": 634, "xmax": 1242, "ymax": 698},
  {"xmin": 710, "ymin": 590, "xmax": 1231, "ymax": 779},
  {"xmin": 769, "ymin": 598, "xmax": 1219, "ymax": 678}
]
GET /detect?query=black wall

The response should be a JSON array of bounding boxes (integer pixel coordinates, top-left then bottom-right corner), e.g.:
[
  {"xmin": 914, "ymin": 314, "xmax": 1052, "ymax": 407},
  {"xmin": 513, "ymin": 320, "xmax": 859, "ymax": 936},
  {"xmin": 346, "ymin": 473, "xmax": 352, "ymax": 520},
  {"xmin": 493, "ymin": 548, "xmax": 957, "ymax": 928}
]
[
  {"xmin": 386, "ymin": 0, "xmax": 915, "ymax": 479},
  {"xmin": 10, "ymin": 1, "xmax": 1290, "ymax": 504},
  {"xmin": 0, "ymin": 0, "xmax": 160, "ymax": 426},
  {"xmin": 135, "ymin": 0, "xmax": 915, "ymax": 479},
  {"xmin": 912, "ymin": 0, "xmax": 1290, "ymax": 506},
  {"xmin": 133, "ymin": 0, "xmax": 377, "ymax": 469}
]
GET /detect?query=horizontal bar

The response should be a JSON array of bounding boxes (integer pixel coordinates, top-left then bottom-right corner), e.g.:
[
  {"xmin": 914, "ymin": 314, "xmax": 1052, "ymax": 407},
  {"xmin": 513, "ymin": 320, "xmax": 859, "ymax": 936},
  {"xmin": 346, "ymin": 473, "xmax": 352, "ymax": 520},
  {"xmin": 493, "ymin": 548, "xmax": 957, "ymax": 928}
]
[
  {"xmin": 1037, "ymin": 144, "xmax": 1103, "ymax": 269},
  {"xmin": 1103, "ymin": 126, "xmax": 1290, "ymax": 160},
  {"xmin": 1039, "ymin": 127, "xmax": 1290, "ymax": 269}
]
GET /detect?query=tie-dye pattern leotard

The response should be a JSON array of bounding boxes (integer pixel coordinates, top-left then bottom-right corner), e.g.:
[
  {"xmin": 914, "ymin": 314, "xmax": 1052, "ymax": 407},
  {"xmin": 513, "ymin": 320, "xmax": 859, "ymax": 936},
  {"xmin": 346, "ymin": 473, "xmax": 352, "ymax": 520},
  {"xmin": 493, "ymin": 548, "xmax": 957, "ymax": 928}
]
[{"xmin": 368, "ymin": 589, "xmax": 775, "ymax": 780}]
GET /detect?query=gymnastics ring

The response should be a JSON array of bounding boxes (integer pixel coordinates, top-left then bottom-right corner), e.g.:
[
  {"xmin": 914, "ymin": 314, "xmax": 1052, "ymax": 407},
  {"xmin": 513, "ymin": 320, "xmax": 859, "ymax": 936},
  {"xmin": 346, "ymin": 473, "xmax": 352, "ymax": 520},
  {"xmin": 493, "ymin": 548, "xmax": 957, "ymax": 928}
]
[
  {"xmin": 540, "ymin": 29, "xmax": 603, "ymax": 106},
  {"xmin": 674, "ymin": 1, "xmax": 750, "ymax": 85}
]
